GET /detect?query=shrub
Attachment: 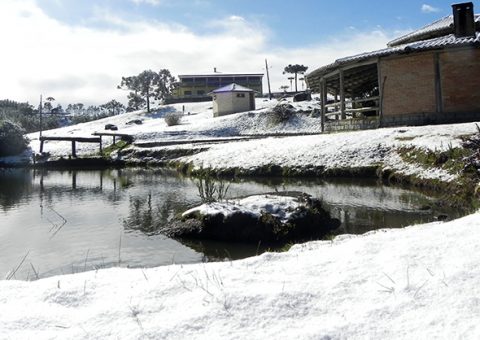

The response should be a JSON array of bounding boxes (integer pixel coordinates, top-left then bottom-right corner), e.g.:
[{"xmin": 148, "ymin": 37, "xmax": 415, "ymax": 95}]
[
  {"xmin": 267, "ymin": 103, "xmax": 296, "ymax": 125},
  {"xmin": 164, "ymin": 112, "xmax": 182, "ymax": 126},
  {"xmin": 0, "ymin": 120, "xmax": 29, "ymax": 157}
]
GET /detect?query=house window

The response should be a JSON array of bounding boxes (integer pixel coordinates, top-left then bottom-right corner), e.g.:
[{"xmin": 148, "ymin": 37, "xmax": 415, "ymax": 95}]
[
  {"xmin": 184, "ymin": 91, "xmax": 192, "ymax": 96},
  {"xmin": 181, "ymin": 78, "xmax": 194, "ymax": 85},
  {"xmin": 236, "ymin": 93, "xmax": 245, "ymax": 98},
  {"xmin": 197, "ymin": 90, "xmax": 205, "ymax": 95}
]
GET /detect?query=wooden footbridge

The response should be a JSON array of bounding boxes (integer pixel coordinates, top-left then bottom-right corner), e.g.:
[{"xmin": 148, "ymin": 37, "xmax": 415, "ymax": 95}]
[{"xmin": 39, "ymin": 132, "xmax": 134, "ymax": 157}]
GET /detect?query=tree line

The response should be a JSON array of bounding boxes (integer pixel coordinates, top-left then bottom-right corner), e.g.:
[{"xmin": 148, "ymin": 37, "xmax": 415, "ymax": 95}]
[
  {"xmin": 0, "ymin": 68, "xmax": 176, "ymax": 135},
  {"xmin": 0, "ymin": 98, "xmax": 126, "ymax": 134}
]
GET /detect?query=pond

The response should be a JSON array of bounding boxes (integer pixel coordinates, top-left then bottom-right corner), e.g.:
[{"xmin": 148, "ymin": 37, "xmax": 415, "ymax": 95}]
[{"xmin": 0, "ymin": 168, "xmax": 459, "ymax": 280}]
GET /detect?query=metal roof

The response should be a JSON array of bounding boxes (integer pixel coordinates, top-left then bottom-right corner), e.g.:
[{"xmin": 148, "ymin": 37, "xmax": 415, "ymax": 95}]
[
  {"xmin": 388, "ymin": 14, "xmax": 480, "ymax": 47},
  {"xmin": 178, "ymin": 73, "xmax": 263, "ymax": 78},
  {"xmin": 210, "ymin": 83, "xmax": 256, "ymax": 94}
]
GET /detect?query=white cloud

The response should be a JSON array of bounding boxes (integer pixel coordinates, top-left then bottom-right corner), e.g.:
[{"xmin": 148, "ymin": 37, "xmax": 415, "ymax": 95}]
[
  {"xmin": 421, "ymin": 4, "xmax": 440, "ymax": 13},
  {"xmin": 130, "ymin": 0, "xmax": 162, "ymax": 6},
  {"xmin": 0, "ymin": 0, "xmax": 394, "ymax": 106}
]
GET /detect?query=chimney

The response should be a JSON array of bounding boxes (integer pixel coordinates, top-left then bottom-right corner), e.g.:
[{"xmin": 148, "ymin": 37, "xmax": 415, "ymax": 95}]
[{"xmin": 452, "ymin": 2, "xmax": 476, "ymax": 37}]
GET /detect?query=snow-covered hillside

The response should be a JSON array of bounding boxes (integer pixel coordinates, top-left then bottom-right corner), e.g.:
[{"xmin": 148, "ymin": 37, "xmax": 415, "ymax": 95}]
[
  {"xmin": 25, "ymin": 98, "xmax": 322, "ymax": 157},
  {"xmin": 15, "ymin": 97, "xmax": 479, "ymax": 185}
]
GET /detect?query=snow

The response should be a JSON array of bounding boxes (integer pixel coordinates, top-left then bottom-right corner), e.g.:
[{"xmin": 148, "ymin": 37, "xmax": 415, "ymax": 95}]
[
  {"xmin": 2, "ymin": 98, "xmax": 480, "ymax": 338},
  {"xmin": 2, "ymin": 211, "xmax": 480, "ymax": 339},
  {"xmin": 2, "ymin": 97, "xmax": 475, "ymax": 184},
  {"xmin": 182, "ymin": 194, "xmax": 302, "ymax": 222}
]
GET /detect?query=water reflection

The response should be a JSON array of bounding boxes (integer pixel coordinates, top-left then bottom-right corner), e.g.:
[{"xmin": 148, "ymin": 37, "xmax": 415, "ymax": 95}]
[
  {"xmin": 123, "ymin": 193, "xmax": 173, "ymax": 236},
  {"xmin": 0, "ymin": 169, "xmax": 34, "ymax": 210},
  {"xmin": 0, "ymin": 168, "xmax": 458, "ymax": 281}
]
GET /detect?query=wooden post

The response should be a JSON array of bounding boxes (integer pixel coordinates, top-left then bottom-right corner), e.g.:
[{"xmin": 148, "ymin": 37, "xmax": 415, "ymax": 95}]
[
  {"xmin": 99, "ymin": 137, "xmax": 103, "ymax": 153},
  {"xmin": 113, "ymin": 135, "xmax": 116, "ymax": 144},
  {"xmin": 351, "ymin": 99, "xmax": 357, "ymax": 119},
  {"xmin": 334, "ymin": 92, "xmax": 339, "ymax": 120},
  {"xmin": 434, "ymin": 52, "xmax": 443, "ymax": 113},
  {"xmin": 40, "ymin": 140, "xmax": 44, "ymax": 153},
  {"xmin": 377, "ymin": 61, "xmax": 385, "ymax": 128},
  {"xmin": 71, "ymin": 141, "xmax": 76, "ymax": 157},
  {"xmin": 339, "ymin": 69, "xmax": 346, "ymax": 120},
  {"xmin": 321, "ymin": 79, "xmax": 326, "ymax": 132}
]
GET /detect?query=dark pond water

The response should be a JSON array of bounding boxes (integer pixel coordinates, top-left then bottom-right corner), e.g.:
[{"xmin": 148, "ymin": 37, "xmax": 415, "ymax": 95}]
[{"xmin": 0, "ymin": 168, "xmax": 459, "ymax": 280}]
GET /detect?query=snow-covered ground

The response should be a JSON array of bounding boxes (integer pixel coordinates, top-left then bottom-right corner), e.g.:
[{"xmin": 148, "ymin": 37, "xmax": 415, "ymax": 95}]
[
  {"xmin": 11, "ymin": 97, "xmax": 477, "ymax": 184},
  {"xmin": 2, "ymin": 212, "xmax": 480, "ymax": 339},
  {"xmin": 24, "ymin": 98, "xmax": 320, "ymax": 157},
  {"xmin": 2, "ymin": 98, "xmax": 480, "ymax": 338}
]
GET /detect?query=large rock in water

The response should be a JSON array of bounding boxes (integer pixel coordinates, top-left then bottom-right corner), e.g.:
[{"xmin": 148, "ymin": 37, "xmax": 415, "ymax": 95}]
[{"xmin": 166, "ymin": 192, "xmax": 340, "ymax": 243}]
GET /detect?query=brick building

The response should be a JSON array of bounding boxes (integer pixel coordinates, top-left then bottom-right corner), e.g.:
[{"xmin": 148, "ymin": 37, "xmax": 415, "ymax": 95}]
[
  {"xmin": 168, "ymin": 72, "xmax": 263, "ymax": 104},
  {"xmin": 306, "ymin": 2, "xmax": 480, "ymax": 131}
]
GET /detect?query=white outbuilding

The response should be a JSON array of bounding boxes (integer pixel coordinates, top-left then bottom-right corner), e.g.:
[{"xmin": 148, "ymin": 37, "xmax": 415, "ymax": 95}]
[{"xmin": 209, "ymin": 83, "xmax": 256, "ymax": 117}]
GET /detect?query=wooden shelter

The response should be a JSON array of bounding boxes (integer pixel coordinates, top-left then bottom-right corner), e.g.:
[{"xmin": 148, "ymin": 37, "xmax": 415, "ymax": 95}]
[{"xmin": 307, "ymin": 2, "xmax": 480, "ymax": 131}]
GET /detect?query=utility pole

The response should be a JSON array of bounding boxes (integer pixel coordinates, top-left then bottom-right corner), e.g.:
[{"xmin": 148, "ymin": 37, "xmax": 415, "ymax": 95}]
[
  {"xmin": 265, "ymin": 59, "xmax": 272, "ymax": 100},
  {"xmin": 39, "ymin": 95, "xmax": 43, "ymax": 138}
]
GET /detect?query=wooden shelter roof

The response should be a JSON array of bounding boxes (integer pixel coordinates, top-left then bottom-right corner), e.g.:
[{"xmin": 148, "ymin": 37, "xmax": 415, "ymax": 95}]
[{"xmin": 307, "ymin": 30, "xmax": 480, "ymax": 93}]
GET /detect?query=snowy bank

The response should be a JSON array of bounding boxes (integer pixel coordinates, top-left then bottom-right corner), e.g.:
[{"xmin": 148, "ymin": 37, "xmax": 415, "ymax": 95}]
[
  {"xmin": 1, "ymin": 212, "xmax": 480, "ymax": 339},
  {"xmin": 1, "ymin": 98, "xmax": 478, "ymax": 186}
]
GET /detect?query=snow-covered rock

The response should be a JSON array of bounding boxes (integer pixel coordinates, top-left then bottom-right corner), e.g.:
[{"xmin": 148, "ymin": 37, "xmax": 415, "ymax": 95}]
[{"xmin": 166, "ymin": 193, "xmax": 340, "ymax": 243}]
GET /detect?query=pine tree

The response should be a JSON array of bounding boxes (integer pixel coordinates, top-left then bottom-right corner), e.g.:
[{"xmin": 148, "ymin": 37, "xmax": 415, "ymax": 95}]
[
  {"xmin": 283, "ymin": 64, "xmax": 309, "ymax": 92},
  {"xmin": 100, "ymin": 99, "xmax": 125, "ymax": 115},
  {"xmin": 118, "ymin": 69, "xmax": 176, "ymax": 113}
]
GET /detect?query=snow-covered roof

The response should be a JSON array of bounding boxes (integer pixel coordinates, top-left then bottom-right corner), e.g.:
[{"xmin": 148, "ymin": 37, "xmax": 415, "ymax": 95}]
[
  {"xmin": 388, "ymin": 14, "xmax": 480, "ymax": 47},
  {"xmin": 210, "ymin": 83, "xmax": 256, "ymax": 94},
  {"xmin": 339, "ymin": 31, "xmax": 480, "ymax": 64}
]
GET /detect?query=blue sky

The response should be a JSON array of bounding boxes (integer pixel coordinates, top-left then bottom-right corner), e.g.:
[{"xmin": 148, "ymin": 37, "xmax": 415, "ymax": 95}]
[
  {"xmin": 36, "ymin": 0, "xmax": 458, "ymax": 46},
  {"xmin": 1, "ymin": 0, "xmax": 475, "ymax": 105}
]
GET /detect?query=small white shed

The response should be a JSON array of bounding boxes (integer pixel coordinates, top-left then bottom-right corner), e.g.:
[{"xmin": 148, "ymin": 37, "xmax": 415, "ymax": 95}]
[{"xmin": 209, "ymin": 83, "xmax": 256, "ymax": 117}]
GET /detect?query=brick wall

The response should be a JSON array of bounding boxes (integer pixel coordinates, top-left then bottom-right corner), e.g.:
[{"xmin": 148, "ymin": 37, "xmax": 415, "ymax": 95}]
[
  {"xmin": 440, "ymin": 48, "xmax": 480, "ymax": 113},
  {"xmin": 380, "ymin": 53, "xmax": 436, "ymax": 116},
  {"xmin": 324, "ymin": 117, "xmax": 379, "ymax": 132}
]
